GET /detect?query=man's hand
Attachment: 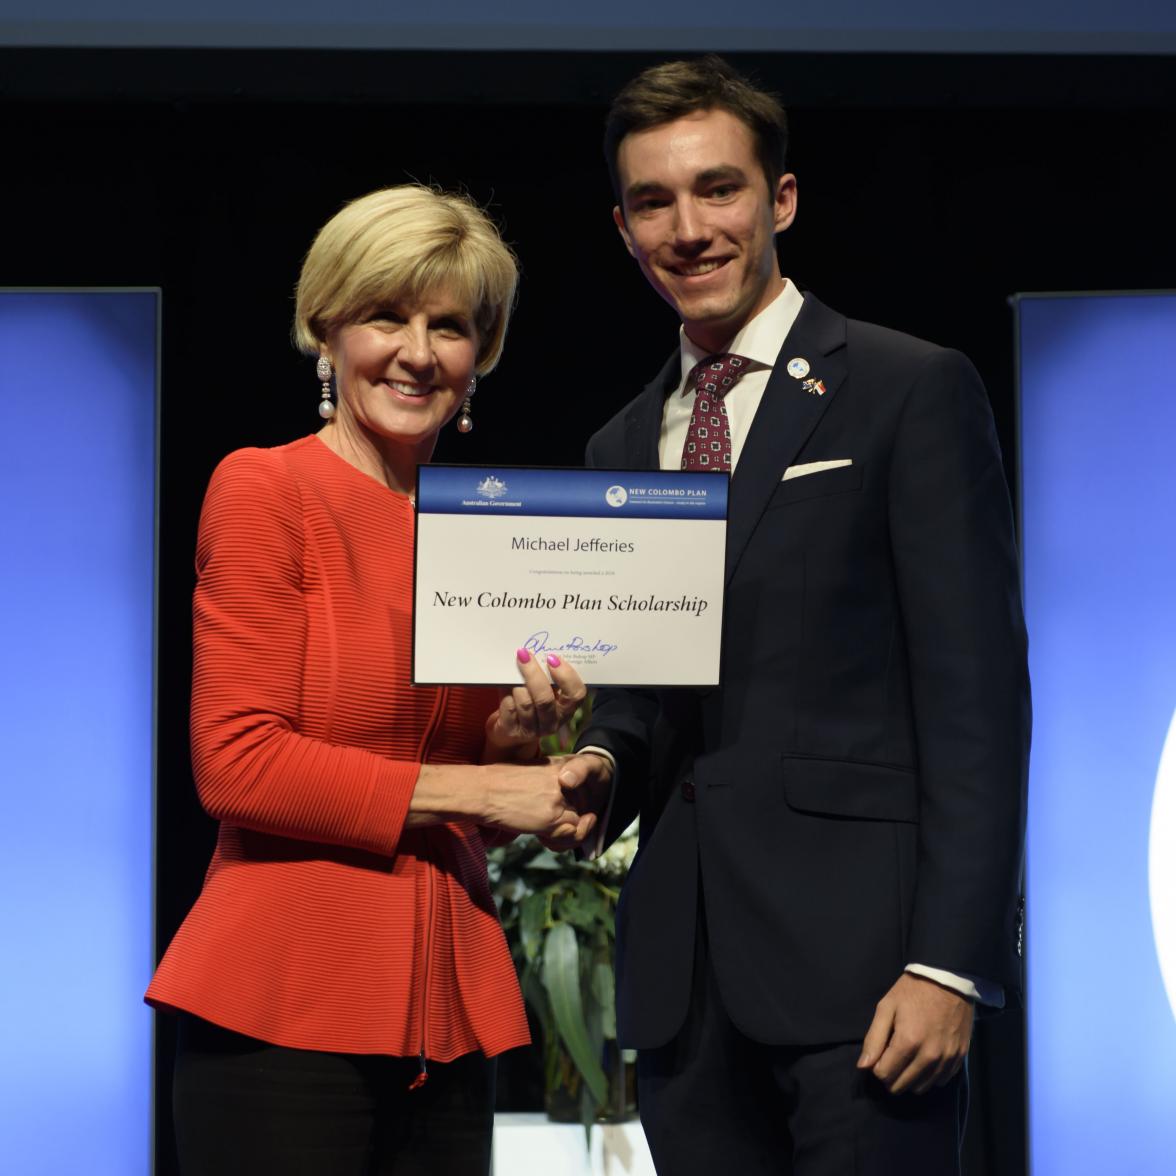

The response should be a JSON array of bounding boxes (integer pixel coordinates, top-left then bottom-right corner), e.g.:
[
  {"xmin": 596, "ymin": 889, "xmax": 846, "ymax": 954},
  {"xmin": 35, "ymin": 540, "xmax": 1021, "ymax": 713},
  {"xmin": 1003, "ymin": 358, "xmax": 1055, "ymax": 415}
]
[
  {"xmin": 539, "ymin": 752, "xmax": 614, "ymax": 852},
  {"xmin": 857, "ymin": 973, "xmax": 974, "ymax": 1095}
]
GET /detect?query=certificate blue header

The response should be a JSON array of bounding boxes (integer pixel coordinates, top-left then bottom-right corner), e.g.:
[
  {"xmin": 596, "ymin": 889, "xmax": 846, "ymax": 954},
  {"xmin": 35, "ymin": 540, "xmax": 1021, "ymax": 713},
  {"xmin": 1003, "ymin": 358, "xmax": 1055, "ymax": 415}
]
[{"xmin": 417, "ymin": 466, "xmax": 728, "ymax": 520}]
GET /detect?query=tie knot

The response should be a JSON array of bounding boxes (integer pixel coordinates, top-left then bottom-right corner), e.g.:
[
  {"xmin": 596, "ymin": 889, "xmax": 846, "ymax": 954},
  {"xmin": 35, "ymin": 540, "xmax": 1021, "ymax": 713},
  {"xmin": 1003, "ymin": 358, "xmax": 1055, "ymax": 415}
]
[{"xmin": 690, "ymin": 353, "xmax": 750, "ymax": 400}]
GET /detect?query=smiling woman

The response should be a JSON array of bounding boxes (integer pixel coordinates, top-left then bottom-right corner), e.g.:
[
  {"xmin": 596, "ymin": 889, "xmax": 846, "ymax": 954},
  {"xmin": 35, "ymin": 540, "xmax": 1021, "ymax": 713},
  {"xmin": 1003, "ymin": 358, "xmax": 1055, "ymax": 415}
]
[
  {"xmin": 323, "ymin": 294, "xmax": 477, "ymax": 465},
  {"xmin": 293, "ymin": 186, "xmax": 518, "ymax": 493},
  {"xmin": 145, "ymin": 185, "xmax": 610, "ymax": 1176}
]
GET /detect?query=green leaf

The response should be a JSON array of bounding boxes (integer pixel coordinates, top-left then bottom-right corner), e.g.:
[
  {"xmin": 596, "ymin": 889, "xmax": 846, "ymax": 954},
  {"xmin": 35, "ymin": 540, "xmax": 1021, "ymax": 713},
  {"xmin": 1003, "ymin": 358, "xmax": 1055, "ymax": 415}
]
[
  {"xmin": 541, "ymin": 923, "xmax": 609, "ymax": 1107},
  {"xmin": 580, "ymin": 956, "xmax": 607, "ymax": 1134},
  {"xmin": 519, "ymin": 892, "xmax": 547, "ymax": 963},
  {"xmin": 592, "ymin": 960, "xmax": 617, "ymax": 1040},
  {"xmin": 580, "ymin": 1082, "xmax": 596, "ymax": 1140},
  {"xmin": 555, "ymin": 878, "xmax": 611, "ymax": 931},
  {"xmin": 521, "ymin": 960, "xmax": 553, "ymax": 1042}
]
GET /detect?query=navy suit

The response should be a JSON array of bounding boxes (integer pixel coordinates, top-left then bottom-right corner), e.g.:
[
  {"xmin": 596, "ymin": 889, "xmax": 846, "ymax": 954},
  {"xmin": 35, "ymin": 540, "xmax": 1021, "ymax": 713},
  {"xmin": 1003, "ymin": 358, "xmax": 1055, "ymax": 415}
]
[{"xmin": 579, "ymin": 293, "xmax": 1029, "ymax": 1063}]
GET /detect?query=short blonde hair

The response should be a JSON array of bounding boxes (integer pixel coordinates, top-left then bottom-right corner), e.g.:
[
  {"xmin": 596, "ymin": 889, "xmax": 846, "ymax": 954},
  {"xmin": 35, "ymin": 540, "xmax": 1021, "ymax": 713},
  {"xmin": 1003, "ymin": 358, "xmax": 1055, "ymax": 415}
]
[{"xmin": 293, "ymin": 185, "xmax": 519, "ymax": 374}]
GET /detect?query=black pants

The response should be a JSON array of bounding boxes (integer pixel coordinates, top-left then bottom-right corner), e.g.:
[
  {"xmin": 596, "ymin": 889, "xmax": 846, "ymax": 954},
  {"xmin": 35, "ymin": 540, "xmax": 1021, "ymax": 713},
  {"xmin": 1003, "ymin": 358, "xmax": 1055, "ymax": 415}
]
[
  {"xmin": 173, "ymin": 1014, "xmax": 495, "ymax": 1176},
  {"xmin": 637, "ymin": 908, "xmax": 968, "ymax": 1176}
]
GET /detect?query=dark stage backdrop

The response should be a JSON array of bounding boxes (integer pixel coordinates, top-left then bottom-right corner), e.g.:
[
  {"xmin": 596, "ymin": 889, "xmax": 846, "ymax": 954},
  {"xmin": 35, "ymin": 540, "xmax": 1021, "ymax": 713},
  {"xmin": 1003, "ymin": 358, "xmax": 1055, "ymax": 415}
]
[{"xmin": 4, "ymin": 48, "xmax": 1173, "ymax": 1176}]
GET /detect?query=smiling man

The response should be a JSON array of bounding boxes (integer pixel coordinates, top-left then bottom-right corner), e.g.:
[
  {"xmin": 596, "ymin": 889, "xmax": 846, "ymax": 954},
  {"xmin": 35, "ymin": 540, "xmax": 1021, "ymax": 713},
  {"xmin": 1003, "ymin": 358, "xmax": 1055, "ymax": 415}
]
[
  {"xmin": 611, "ymin": 104, "xmax": 794, "ymax": 353},
  {"xmin": 561, "ymin": 57, "xmax": 1031, "ymax": 1174}
]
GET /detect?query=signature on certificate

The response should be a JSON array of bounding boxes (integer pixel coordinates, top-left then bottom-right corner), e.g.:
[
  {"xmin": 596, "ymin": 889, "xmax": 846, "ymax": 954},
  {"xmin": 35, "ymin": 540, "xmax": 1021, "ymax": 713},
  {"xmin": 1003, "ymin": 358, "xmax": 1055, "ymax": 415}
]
[{"xmin": 523, "ymin": 630, "xmax": 619, "ymax": 658}]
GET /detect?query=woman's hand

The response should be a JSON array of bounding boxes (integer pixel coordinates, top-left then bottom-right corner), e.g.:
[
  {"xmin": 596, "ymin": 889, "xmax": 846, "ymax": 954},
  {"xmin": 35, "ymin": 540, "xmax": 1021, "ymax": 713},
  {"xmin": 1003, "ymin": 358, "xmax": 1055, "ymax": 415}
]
[
  {"xmin": 409, "ymin": 757, "xmax": 598, "ymax": 844},
  {"xmin": 478, "ymin": 758, "xmax": 600, "ymax": 842},
  {"xmin": 484, "ymin": 649, "xmax": 588, "ymax": 761}
]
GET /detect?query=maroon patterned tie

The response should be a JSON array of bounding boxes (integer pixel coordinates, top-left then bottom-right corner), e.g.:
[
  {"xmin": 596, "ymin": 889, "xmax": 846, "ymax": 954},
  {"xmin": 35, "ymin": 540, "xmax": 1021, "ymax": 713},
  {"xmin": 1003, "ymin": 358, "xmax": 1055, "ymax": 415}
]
[{"xmin": 680, "ymin": 353, "xmax": 750, "ymax": 472}]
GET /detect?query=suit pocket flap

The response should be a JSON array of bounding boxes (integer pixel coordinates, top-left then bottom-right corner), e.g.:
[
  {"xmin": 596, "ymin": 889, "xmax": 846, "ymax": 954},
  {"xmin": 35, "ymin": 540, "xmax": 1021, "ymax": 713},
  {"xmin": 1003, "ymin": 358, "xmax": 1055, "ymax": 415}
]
[
  {"xmin": 781, "ymin": 756, "xmax": 918, "ymax": 822},
  {"xmin": 767, "ymin": 462, "xmax": 862, "ymax": 507}
]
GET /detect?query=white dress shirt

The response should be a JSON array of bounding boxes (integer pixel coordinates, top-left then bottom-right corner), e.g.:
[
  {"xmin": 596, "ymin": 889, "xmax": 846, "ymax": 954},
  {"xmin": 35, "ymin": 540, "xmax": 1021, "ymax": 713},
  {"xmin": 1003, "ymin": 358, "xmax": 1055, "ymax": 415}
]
[
  {"xmin": 659, "ymin": 278, "xmax": 805, "ymax": 469},
  {"xmin": 587, "ymin": 280, "xmax": 1001, "ymax": 1007}
]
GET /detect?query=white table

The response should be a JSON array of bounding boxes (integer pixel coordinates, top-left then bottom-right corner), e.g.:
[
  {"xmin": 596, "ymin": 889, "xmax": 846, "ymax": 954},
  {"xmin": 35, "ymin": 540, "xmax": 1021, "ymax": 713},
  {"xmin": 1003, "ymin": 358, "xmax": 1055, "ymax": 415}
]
[{"xmin": 492, "ymin": 1112, "xmax": 656, "ymax": 1175}]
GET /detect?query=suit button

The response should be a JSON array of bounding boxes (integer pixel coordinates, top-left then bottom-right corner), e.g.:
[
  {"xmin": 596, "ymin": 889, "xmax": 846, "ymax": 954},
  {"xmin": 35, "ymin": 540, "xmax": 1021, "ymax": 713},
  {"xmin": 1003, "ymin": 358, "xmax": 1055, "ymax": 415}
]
[{"xmin": 681, "ymin": 779, "xmax": 696, "ymax": 802}]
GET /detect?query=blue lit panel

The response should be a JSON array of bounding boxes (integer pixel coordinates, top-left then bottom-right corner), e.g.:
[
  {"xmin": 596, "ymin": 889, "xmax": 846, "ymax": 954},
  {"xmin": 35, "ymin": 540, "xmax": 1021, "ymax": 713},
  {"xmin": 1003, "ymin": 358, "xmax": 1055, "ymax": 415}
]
[
  {"xmin": 1020, "ymin": 292, "xmax": 1176, "ymax": 1175},
  {"xmin": 0, "ymin": 291, "xmax": 157, "ymax": 1175}
]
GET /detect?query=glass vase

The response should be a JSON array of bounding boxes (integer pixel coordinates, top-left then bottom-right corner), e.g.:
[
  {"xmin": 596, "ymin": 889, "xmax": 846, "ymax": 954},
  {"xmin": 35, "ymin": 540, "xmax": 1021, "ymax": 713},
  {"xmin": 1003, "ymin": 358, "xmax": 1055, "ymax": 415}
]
[{"xmin": 543, "ymin": 1036, "xmax": 637, "ymax": 1124}]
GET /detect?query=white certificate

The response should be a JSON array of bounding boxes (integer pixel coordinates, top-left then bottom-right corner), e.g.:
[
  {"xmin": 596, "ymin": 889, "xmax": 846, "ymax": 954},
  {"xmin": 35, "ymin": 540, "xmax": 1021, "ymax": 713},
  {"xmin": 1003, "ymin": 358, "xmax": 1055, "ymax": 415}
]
[{"xmin": 413, "ymin": 466, "xmax": 728, "ymax": 686}]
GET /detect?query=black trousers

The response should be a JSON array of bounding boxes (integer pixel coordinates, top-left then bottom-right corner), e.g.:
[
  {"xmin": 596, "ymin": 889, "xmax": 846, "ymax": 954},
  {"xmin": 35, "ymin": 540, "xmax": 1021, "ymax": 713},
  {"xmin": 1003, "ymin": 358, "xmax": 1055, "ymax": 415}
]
[
  {"xmin": 172, "ymin": 1014, "xmax": 495, "ymax": 1176},
  {"xmin": 636, "ymin": 903, "xmax": 968, "ymax": 1176}
]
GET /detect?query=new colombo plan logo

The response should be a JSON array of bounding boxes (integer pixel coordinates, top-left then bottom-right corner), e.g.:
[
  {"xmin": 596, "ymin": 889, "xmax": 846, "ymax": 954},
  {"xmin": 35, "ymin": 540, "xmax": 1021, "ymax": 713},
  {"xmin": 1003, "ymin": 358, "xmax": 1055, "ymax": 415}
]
[
  {"xmin": 1151, "ymin": 706, "xmax": 1176, "ymax": 1025},
  {"xmin": 605, "ymin": 485, "xmax": 628, "ymax": 508}
]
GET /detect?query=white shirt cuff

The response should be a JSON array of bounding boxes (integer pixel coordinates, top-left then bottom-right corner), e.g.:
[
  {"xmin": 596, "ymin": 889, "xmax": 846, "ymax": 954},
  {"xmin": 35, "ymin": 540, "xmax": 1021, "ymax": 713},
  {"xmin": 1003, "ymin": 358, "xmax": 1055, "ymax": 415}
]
[
  {"xmin": 574, "ymin": 745, "xmax": 616, "ymax": 860},
  {"xmin": 904, "ymin": 963, "xmax": 1005, "ymax": 1008}
]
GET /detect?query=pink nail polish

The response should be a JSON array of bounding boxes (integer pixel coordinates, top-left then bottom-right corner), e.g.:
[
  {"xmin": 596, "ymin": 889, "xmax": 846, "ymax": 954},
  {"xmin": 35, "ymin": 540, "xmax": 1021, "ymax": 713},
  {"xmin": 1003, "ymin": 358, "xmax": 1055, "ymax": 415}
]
[
  {"xmin": 516, "ymin": 648, "xmax": 531, "ymax": 664},
  {"xmin": 546, "ymin": 654, "xmax": 561, "ymax": 667}
]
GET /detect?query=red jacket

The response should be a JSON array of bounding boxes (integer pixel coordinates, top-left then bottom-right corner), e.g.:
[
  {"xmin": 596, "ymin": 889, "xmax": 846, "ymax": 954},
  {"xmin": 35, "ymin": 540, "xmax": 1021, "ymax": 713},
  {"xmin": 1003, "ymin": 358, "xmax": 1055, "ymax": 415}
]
[{"xmin": 146, "ymin": 437, "xmax": 529, "ymax": 1061}]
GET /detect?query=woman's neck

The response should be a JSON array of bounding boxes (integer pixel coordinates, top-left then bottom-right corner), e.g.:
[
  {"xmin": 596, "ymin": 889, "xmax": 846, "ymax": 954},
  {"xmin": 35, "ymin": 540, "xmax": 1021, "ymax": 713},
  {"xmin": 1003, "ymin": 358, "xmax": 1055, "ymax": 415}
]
[{"xmin": 316, "ymin": 417, "xmax": 433, "ymax": 497}]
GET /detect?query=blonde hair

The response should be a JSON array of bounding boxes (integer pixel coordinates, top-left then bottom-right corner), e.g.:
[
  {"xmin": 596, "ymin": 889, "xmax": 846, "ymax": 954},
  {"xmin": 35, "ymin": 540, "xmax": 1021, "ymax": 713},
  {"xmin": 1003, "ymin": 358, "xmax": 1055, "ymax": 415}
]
[{"xmin": 293, "ymin": 185, "xmax": 519, "ymax": 374}]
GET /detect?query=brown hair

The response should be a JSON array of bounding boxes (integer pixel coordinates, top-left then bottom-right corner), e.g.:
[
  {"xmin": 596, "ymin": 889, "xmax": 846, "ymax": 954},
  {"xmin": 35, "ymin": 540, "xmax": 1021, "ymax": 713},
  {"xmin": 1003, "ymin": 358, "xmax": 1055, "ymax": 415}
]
[{"xmin": 604, "ymin": 55, "xmax": 788, "ymax": 203}]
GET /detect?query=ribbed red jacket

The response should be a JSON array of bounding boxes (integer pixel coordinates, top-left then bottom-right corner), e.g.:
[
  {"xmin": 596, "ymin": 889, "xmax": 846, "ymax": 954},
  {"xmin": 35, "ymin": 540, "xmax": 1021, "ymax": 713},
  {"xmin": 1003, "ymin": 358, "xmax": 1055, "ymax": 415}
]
[{"xmin": 146, "ymin": 436, "xmax": 530, "ymax": 1061}]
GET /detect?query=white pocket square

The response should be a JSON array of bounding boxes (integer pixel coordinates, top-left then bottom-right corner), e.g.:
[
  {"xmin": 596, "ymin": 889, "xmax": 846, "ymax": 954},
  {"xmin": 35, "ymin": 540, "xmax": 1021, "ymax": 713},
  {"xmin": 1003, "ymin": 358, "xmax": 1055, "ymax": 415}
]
[{"xmin": 782, "ymin": 459, "xmax": 853, "ymax": 481}]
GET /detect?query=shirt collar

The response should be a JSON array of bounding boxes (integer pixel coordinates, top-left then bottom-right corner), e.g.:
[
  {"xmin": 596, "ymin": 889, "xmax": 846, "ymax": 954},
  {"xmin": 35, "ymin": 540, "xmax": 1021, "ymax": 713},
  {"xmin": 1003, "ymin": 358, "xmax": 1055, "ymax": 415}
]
[{"xmin": 678, "ymin": 279, "xmax": 805, "ymax": 394}]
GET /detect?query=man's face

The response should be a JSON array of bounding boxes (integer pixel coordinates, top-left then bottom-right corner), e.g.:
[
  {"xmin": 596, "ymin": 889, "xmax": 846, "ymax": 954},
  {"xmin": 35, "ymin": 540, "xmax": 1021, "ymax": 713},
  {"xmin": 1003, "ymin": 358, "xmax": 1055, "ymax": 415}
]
[{"xmin": 613, "ymin": 107, "xmax": 796, "ymax": 353}]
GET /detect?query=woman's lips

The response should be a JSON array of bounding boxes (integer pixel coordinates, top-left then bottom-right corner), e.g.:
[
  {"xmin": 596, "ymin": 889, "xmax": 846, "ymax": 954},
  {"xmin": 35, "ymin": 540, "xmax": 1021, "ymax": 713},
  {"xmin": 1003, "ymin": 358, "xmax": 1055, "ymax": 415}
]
[{"xmin": 383, "ymin": 379, "xmax": 431, "ymax": 398}]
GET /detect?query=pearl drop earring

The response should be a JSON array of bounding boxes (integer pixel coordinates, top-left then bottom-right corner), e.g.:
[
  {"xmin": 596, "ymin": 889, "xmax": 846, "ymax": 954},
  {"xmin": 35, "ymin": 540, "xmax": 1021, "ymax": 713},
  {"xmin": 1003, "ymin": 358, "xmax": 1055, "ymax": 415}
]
[
  {"xmin": 456, "ymin": 377, "xmax": 475, "ymax": 434},
  {"xmin": 316, "ymin": 355, "xmax": 335, "ymax": 419}
]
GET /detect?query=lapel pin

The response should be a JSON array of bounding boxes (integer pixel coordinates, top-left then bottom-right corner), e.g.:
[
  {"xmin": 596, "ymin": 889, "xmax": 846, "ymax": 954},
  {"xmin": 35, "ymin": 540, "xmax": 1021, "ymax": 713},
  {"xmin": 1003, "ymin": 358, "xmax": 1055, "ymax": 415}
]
[
  {"xmin": 786, "ymin": 357, "xmax": 810, "ymax": 378},
  {"xmin": 801, "ymin": 378, "xmax": 827, "ymax": 396}
]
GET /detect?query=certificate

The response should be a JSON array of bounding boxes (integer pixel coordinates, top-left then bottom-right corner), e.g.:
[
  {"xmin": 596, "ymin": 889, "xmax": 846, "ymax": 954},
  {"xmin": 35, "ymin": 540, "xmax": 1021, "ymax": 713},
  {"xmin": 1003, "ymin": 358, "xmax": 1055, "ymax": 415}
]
[{"xmin": 412, "ymin": 466, "xmax": 727, "ymax": 686}]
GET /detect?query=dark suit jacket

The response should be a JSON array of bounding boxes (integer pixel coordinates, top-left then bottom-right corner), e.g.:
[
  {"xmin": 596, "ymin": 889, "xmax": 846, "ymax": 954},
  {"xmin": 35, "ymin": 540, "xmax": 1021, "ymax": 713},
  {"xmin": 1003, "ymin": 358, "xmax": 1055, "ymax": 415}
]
[{"xmin": 578, "ymin": 294, "xmax": 1030, "ymax": 1050}]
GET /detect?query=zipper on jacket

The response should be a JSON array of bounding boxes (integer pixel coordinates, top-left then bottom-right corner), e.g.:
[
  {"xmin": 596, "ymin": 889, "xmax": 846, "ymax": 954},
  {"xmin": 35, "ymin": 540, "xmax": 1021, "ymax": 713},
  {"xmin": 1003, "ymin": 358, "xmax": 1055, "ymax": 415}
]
[
  {"xmin": 409, "ymin": 686, "xmax": 447, "ymax": 1090},
  {"xmin": 408, "ymin": 847, "xmax": 436, "ymax": 1091}
]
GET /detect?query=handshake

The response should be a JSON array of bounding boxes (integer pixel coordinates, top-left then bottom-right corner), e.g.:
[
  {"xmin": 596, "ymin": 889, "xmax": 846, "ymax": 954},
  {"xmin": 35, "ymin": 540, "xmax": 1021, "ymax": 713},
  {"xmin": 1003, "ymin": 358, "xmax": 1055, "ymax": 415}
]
[
  {"xmin": 480, "ymin": 647, "xmax": 613, "ymax": 850},
  {"xmin": 478, "ymin": 752, "xmax": 614, "ymax": 851}
]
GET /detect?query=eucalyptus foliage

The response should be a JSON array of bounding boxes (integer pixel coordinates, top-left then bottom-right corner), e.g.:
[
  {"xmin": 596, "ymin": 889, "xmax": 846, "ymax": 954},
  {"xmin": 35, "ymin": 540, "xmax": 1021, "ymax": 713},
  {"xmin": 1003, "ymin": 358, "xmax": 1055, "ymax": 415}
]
[{"xmin": 486, "ymin": 699, "xmax": 638, "ymax": 1129}]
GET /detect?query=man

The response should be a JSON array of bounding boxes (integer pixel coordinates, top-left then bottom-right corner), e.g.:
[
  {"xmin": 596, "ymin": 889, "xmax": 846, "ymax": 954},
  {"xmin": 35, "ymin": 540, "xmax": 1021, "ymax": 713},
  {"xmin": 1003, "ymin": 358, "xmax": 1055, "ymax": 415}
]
[{"xmin": 558, "ymin": 56, "xmax": 1029, "ymax": 1174}]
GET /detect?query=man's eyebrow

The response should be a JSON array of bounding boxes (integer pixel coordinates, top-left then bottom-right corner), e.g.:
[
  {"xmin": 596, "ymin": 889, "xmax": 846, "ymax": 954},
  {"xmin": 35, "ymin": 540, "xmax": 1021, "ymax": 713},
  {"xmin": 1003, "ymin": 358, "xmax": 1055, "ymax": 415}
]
[
  {"xmin": 623, "ymin": 165, "xmax": 750, "ymax": 203},
  {"xmin": 623, "ymin": 180, "xmax": 668, "ymax": 203},
  {"xmin": 695, "ymin": 165, "xmax": 748, "ymax": 186}
]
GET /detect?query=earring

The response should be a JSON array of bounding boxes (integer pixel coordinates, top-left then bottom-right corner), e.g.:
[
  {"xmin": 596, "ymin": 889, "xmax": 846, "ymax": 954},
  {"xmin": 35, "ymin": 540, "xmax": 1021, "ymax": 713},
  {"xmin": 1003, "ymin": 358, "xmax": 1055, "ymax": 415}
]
[
  {"xmin": 456, "ymin": 377, "xmax": 475, "ymax": 434},
  {"xmin": 316, "ymin": 355, "xmax": 335, "ymax": 419}
]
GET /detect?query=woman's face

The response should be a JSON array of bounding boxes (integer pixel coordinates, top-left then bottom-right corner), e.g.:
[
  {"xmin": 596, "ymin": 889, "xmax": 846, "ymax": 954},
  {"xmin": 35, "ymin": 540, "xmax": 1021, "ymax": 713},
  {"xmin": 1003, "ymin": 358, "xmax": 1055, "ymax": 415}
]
[{"xmin": 326, "ymin": 287, "xmax": 479, "ymax": 457}]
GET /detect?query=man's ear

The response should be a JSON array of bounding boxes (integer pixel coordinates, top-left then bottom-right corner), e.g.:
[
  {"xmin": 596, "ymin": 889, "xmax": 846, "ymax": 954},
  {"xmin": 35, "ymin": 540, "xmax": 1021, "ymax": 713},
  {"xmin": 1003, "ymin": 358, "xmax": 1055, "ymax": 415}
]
[
  {"xmin": 773, "ymin": 174, "xmax": 798, "ymax": 234},
  {"xmin": 613, "ymin": 205, "xmax": 637, "ymax": 258}
]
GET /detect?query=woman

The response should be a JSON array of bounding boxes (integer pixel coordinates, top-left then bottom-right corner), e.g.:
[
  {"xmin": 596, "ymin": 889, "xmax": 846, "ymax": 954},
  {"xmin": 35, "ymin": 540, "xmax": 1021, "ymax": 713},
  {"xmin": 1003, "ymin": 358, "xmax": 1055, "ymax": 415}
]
[{"xmin": 147, "ymin": 185, "xmax": 594, "ymax": 1175}]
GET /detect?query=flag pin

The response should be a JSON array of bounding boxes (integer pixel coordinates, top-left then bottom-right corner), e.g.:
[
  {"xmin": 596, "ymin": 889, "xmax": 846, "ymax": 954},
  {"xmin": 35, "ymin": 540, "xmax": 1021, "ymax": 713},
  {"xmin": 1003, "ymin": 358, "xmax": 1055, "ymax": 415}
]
[
  {"xmin": 801, "ymin": 378, "xmax": 827, "ymax": 396},
  {"xmin": 786, "ymin": 357, "xmax": 810, "ymax": 378}
]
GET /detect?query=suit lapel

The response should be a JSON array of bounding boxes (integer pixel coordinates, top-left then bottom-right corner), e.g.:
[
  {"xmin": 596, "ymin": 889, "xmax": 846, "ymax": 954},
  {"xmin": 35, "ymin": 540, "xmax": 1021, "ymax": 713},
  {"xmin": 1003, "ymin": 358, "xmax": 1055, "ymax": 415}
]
[
  {"xmin": 725, "ymin": 294, "xmax": 849, "ymax": 584},
  {"xmin": 621, "ymin": 351, "xmax": 678, "ymax": 469}
]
